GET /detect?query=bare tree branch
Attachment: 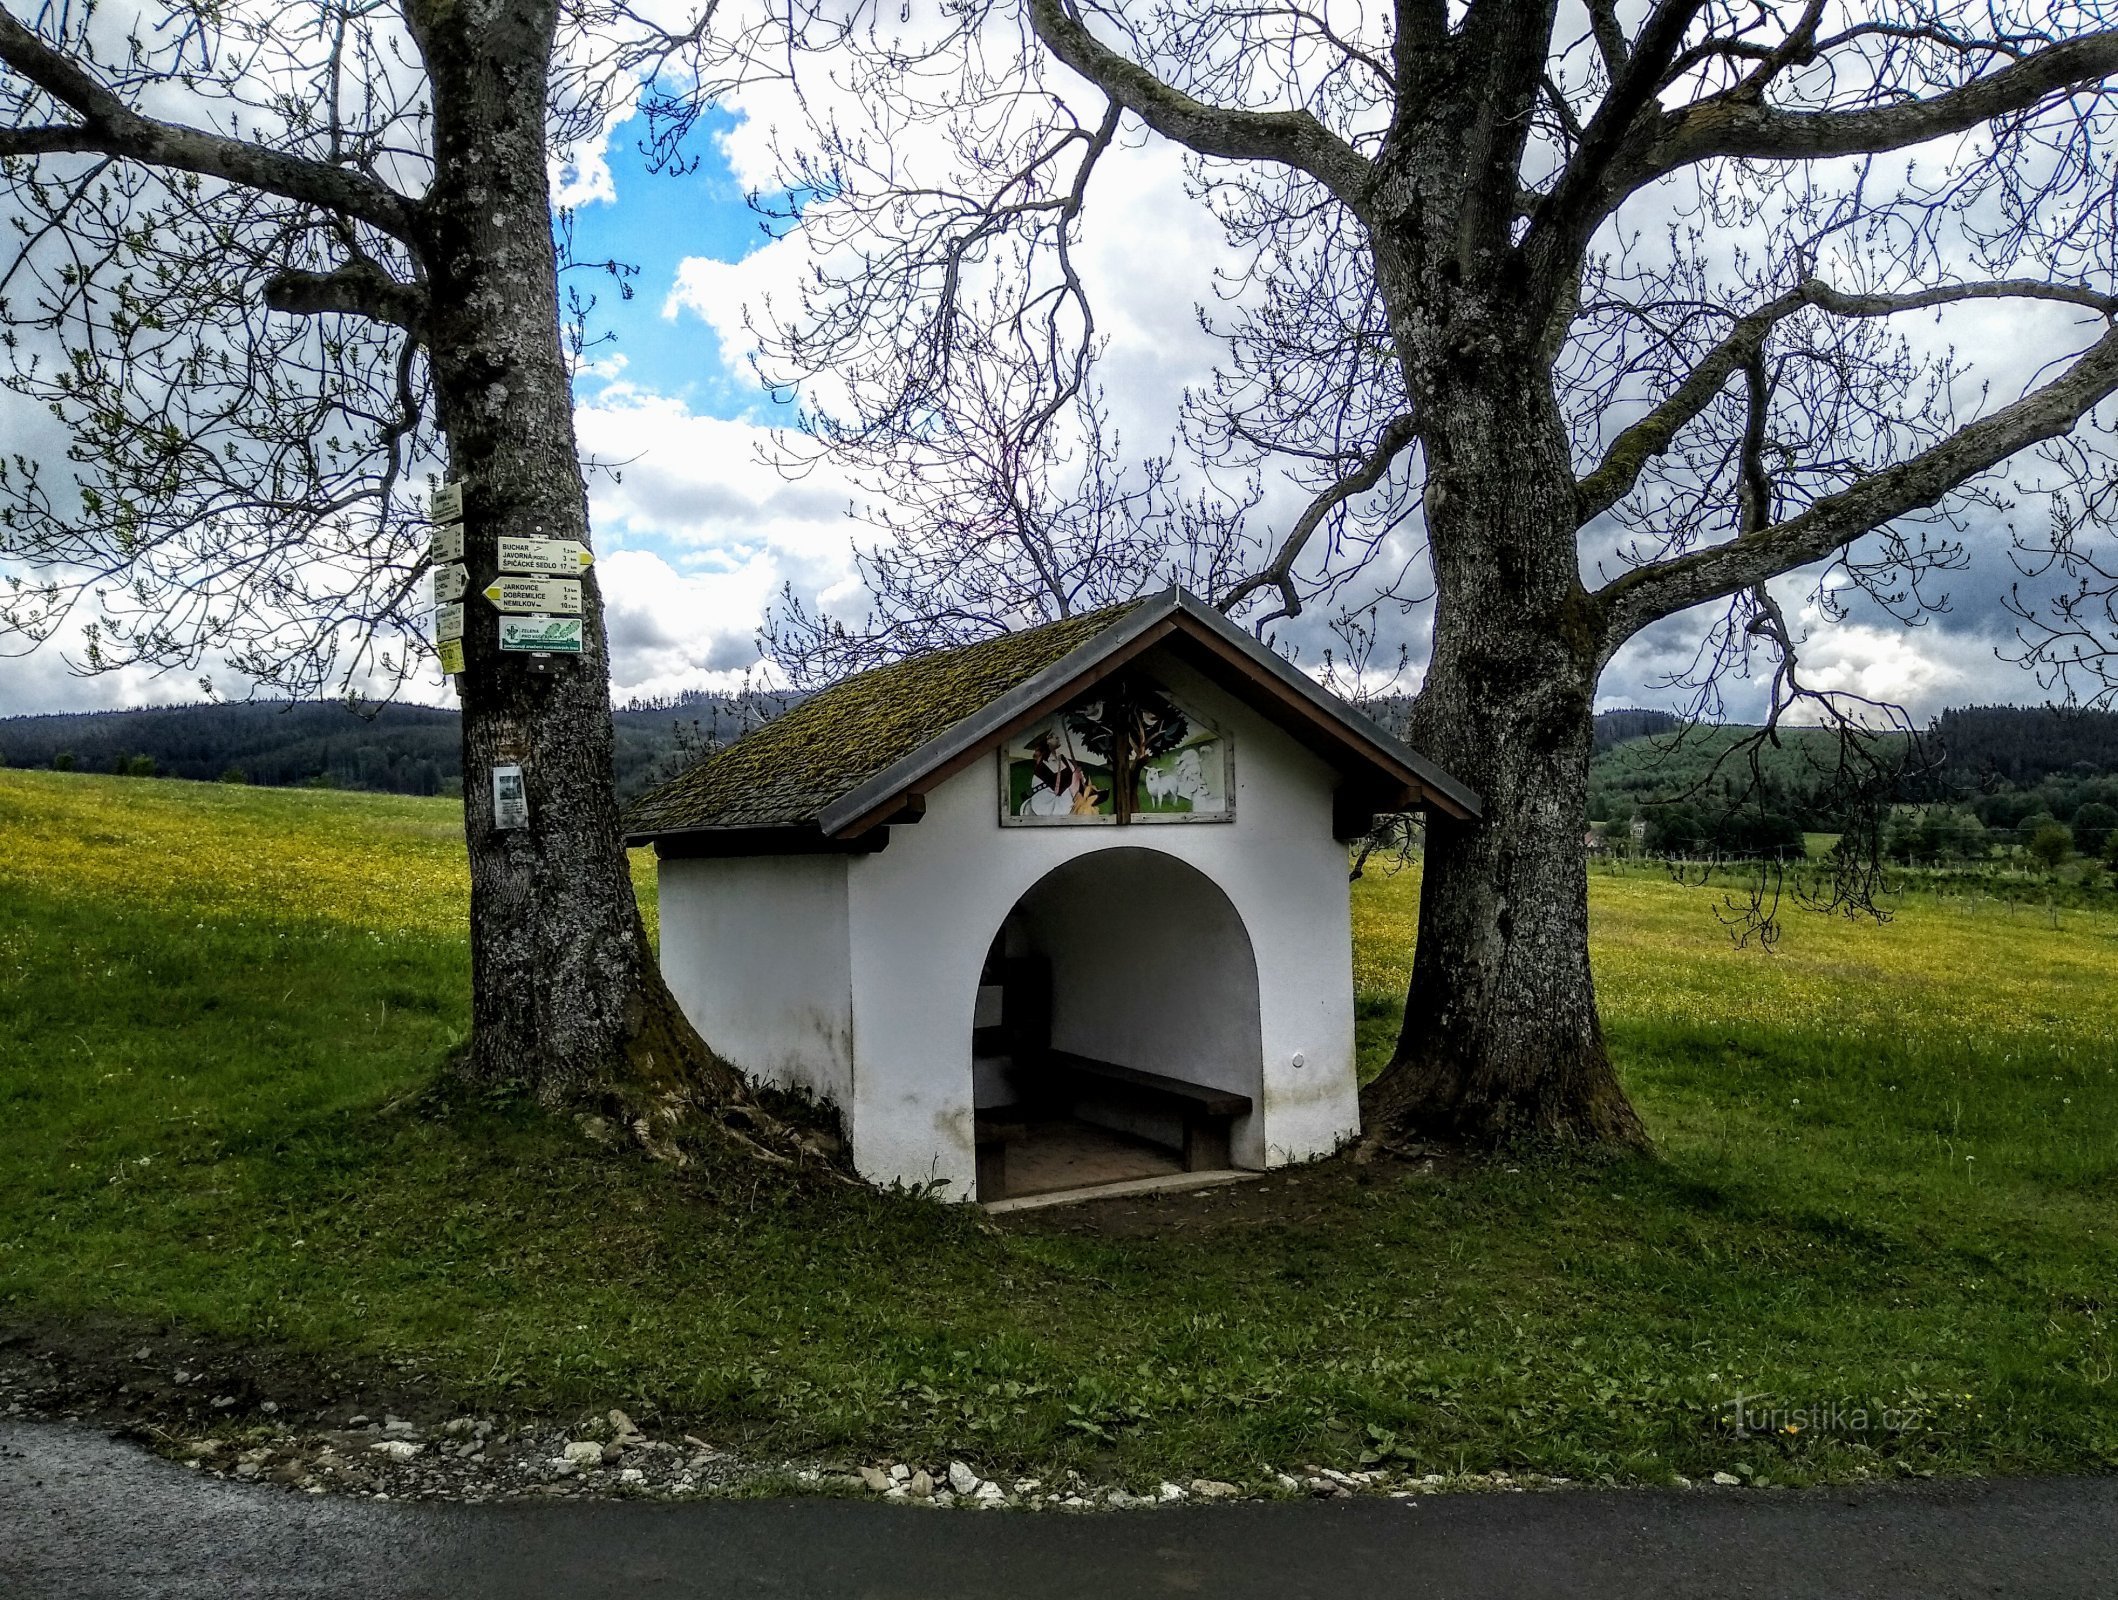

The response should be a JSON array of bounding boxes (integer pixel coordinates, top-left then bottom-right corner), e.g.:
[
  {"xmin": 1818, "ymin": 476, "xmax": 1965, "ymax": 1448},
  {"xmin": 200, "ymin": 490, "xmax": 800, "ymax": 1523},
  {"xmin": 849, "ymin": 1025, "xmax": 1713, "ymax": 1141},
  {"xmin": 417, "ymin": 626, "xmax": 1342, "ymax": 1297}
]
[
  {"xmin": 1631, "ymin": 28, "xmax": 2118, "ymax": 192},
  {"xmin": 1527, "ymin": 0, "xmax": 1708, "ymax": 281},
  {"xmin": 1215, "ymin": 413, "xmax": 1417, "ymax": 622},
  {"xmin": 1599, "ymin": 317, "xmax": 2118, "ymax": 646},
  {"xmin": 1579, "ymin": 277, "xmax": 2118, "ymax": 522},
  {"xmin": 760, "ymin": 0, "xmax": 2118, "ymax": 1144},
  {"xmin": 1023, "ymin": 0, "xmax": 1372, "ymax": 202},
  {"xmin": 1586, "ymin": 0, "xmax": 1630, "ymax": 77},
  {"xmin": 263, "ymin": 261, "xmax": 427, "ymax": 330},
  {"xmin": 0, "ymin": 10, "xmax": 423, "ymax": 243}
]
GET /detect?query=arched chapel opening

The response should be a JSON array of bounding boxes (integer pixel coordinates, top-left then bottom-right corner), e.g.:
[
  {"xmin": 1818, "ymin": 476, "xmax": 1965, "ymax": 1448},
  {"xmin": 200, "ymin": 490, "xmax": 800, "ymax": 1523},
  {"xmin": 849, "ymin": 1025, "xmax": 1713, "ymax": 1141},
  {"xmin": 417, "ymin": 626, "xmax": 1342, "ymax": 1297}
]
[{"xmin": 971, "ymin": 847, "xmax": 1264, "ymax": 1201}]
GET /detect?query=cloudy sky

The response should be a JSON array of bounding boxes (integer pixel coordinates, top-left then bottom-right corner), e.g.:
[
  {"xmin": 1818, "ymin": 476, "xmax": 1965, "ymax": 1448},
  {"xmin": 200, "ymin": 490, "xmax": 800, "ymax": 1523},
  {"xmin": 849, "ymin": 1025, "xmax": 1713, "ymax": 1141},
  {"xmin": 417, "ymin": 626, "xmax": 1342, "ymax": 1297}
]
[{"xmin": 0, "ymin": 50, "xmax": 2095, "ymax": 723}]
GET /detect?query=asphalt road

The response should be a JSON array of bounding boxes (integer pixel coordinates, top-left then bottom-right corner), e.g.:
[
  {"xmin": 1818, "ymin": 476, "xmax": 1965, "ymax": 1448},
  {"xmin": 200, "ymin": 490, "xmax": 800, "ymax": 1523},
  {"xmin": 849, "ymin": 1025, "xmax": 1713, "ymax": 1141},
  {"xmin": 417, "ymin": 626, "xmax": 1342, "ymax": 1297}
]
[{"xmin": 5, "ymin": 1418, "xmax": 2115, "ymax": 1599}]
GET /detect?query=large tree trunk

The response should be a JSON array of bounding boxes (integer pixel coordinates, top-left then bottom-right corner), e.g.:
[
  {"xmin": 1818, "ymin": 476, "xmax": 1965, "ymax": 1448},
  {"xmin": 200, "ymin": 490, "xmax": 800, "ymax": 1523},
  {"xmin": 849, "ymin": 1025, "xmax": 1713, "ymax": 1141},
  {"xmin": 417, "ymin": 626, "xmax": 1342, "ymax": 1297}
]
[
  {"xmin": 1361, "ymin": 370, "xmax": 1648, "ymax": 1149},
  {"xmin": 411, "ymin": 0, "xmax": 745, "ymax": 1124}
]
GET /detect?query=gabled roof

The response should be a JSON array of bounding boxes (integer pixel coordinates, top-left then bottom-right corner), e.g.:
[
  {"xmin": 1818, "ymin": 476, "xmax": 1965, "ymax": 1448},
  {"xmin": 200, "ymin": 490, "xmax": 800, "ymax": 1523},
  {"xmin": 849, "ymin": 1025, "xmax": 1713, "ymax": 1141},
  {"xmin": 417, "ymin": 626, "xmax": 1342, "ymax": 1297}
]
[{"xmin": 623, "ymin": 587, "xmax": 1477, "ymax": 847}]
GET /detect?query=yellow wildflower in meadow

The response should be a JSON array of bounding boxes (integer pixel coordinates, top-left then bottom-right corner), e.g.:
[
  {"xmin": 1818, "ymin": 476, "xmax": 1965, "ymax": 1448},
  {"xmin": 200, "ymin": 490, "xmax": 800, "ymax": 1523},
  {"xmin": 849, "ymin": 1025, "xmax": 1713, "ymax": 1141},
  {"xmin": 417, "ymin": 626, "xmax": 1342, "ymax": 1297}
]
[
  {"xmin": 1354, "ymin": 859, "xmax": 2118, "ymax": 1064},
  {"xmin": 0, "ymin": 767, "xmax": 468, "ymax": 940},
  {"xmin": 5, "ymin": 766, "xmax": 2110, "ymax": 1064},
  {"xmin": 0, "ymin": 768, "xmax": 662, "ymax": 945}
]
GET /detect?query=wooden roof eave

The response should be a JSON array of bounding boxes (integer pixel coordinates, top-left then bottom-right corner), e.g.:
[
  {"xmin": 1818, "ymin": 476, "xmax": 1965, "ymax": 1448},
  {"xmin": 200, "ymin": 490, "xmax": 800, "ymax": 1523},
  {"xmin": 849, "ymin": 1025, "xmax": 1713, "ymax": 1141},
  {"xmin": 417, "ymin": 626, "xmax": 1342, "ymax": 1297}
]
[
  {"xmin": 1161, "ymin": 592, "xmax": 1481, "ymax": 821},
  {"xmin": 818, "ymin": 588, "xmax": 1480, "ymax": 840},
  {"xmin": 816, "ymin": 602, "xmax": 1185, "ymax": 839}
]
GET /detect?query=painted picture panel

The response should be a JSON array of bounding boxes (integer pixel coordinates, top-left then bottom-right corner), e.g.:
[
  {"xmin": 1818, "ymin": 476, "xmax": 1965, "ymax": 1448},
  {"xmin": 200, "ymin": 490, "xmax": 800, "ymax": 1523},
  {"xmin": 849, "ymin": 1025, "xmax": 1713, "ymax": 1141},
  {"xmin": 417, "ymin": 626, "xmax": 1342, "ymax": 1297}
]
[
  {"xmin": 1003, "ymin": 698, "xmax": 1119, "ymax": 821},
  {"xmin": 1129, "ymin": 686, "xmax": 1232, "ymax": 822},
  {"xmin": 1001, "ymin": 682, "xmax": 1231, "ymax": 825}
]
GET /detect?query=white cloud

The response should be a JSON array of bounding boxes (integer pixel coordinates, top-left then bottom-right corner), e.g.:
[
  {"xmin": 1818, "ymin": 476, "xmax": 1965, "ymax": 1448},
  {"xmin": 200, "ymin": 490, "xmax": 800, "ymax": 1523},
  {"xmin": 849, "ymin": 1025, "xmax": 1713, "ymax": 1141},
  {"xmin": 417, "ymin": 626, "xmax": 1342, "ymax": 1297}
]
[
  {"xmin": 597, "ymin": 547, "xmax": 776, "ymax": 696},
  {"xmin": 0, "ymin": 643, "xmax": 209, "ymax": 718},
  {"xmin": 662, "ymin": 255, "xmax": 756, "ymax": 370},
  {"xmin": 10, "ymin": 15, "xmax": 2114, "ymax": 727},
  {"xmin": 575, "ymin": 380, "xmax": 858, "ymax": 565},
  {"xmin": 1789, "ymin": 620, "xmax": 1976, "ymax": 712},
  {"xmin": 551, "ymin": 141, "xmax": 621, "ymax": 210},
  {"xmin": 1596, "ymin": 588, "xmax": 2044, "ymax": 725},
  {"xmin": 575, "ymin": 379, "xmax": 864, "ymax": 697},
  {"xmin": 1, "ymin": 378, "xmax": 861, "ymax": 717}
]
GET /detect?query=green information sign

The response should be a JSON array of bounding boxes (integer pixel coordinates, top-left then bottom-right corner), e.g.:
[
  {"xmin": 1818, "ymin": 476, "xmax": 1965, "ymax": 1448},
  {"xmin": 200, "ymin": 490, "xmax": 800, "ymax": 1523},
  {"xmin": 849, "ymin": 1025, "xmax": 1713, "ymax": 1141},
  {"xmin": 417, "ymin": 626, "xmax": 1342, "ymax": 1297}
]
[{"xmin": 499, "ymin": 614, "xmax": 584, "ymax": 655}]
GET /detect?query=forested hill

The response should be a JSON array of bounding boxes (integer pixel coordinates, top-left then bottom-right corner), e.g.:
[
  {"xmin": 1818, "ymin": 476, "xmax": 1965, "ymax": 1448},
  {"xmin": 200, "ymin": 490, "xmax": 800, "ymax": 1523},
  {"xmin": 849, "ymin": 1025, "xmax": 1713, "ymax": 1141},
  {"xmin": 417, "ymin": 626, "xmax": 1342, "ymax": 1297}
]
[
  {"xmin": 1931, "ymin": 705, "xmax": 2118, "ymax": 786},
  {"xmin": 0, "ymin": 690, "xmax": 792, "ymax": 801},
  {"xmin": 1591, "ymin": 708, "xmax": 1682, "ymax": 751},
  {"xmin": 1587, "ymin": 703, "xmax": 2118, "ymax": 859},
  {"xmin": 1588, "ymin": 705, "xmax": 2118, "ymax": 801},
  {"xmin": 1361, "ymin": 701, "xmax": 1680, "ymax": 751},
  {"xmin": 8, "ymin": 695, "xmax": 2112, "ymax": 816}
]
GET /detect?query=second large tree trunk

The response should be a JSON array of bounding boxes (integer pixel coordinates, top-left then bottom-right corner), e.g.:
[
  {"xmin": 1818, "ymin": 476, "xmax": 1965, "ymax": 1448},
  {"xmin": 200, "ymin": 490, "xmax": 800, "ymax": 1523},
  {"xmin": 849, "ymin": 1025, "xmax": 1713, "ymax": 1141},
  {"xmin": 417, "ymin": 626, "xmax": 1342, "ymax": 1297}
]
[
  {"xmin": 411, "ymin": 0, "xmax": 745, "ymax": 1126},
  {"xmin": 1362, "ymin": 373, "xmax": 1648, "ymax": 1150}
]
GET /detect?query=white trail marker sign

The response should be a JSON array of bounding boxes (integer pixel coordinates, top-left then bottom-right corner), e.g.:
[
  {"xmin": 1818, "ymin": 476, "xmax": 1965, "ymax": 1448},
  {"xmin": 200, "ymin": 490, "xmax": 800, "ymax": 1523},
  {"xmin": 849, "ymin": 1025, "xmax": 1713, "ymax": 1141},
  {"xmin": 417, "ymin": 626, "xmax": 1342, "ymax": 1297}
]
[
  {"xmin": 496, "ymin": 537, "xmax": 592, "ymax": 576},
  {"xmin": 428, "ymin": 482, "xmax": 465, "ymax": 526},
  {"xmin": 428, "ymin": 523, "xmax": 464, "ymax": 565}
]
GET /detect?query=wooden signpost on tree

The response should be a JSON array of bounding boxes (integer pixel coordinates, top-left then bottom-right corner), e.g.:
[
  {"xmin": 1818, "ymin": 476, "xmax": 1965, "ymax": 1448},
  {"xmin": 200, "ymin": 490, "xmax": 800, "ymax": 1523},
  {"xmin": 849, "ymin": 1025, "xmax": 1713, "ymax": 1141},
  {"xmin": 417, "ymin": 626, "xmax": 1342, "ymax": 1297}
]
[{"xmin": 0, "ymin": 2, "xmax": 806, "ymax": 1148}]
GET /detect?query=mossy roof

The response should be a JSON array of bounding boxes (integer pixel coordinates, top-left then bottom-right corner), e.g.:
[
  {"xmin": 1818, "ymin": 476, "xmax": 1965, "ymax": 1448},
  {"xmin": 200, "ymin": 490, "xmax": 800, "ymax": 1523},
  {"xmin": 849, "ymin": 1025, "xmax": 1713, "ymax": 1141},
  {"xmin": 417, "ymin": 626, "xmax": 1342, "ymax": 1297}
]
[{"xmin": 624, "ymin": 602, "xmax": 1148, "ymax": 838}]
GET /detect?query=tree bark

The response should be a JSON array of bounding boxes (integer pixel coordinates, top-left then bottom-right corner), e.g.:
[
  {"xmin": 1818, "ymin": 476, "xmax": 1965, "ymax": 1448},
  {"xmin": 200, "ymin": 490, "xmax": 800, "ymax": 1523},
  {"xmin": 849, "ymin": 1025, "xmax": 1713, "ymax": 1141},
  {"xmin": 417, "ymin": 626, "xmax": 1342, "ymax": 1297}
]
[
  {"xmin": 1361, "ymin": 368, "xmax": 1648, "ymax": 1150},
  {"xmin": 410, "ymin": 0, "xmax": 745, "ymax": 1124}
]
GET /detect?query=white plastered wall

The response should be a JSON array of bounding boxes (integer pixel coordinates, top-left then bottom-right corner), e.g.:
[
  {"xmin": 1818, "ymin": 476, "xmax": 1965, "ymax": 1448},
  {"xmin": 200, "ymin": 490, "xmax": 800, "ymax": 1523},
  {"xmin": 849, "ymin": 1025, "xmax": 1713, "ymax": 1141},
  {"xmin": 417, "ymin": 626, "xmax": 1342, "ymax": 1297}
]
[{"xmin": 656, "ymin": 852, "xmax": 855, "ymax": 1112}]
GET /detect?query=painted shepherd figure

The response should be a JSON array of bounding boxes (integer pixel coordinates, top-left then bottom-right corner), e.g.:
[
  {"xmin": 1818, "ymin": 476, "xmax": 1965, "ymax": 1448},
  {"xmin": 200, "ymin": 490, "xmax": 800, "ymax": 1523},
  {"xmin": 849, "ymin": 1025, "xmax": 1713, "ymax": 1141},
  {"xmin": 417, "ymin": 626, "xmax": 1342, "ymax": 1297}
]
[{"xmin": 1023, "ymin": 729, "xmax": 1104, "ymax": 816}]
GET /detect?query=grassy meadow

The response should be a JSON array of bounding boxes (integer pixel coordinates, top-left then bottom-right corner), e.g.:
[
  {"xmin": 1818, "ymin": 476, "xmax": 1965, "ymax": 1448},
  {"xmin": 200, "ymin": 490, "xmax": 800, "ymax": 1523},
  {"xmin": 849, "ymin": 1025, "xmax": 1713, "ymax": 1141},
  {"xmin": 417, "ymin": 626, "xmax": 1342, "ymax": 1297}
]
[{"xmin": 4, "ymin": 766, "xmax": 2117, "ymax": 1488}]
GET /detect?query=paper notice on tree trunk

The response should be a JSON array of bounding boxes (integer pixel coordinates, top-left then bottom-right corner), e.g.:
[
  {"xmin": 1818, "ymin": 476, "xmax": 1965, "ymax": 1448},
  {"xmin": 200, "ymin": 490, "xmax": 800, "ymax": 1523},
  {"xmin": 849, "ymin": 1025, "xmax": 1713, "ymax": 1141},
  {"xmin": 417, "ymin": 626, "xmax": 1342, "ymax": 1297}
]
[
  {"xmin": 496, "ymin": 536, "xmax": 592, "ymax": 576},
  {"xmin": 429, "ymin": 482, "xmax": 464, "ymax": 525},
  {"xmin": 491, "ymin": 763, "xmax": 528, "ymax": 829},
  {"xmin": 437, "ymin": 638, "xmax": 466, "ymax": 674},
  {"xmin": 434, "ymin": 601, "xmax": 465, "ymax": 643},
  {"xmin": 432, "ymin": 563, "xmax": 468, "ymax": 604}
]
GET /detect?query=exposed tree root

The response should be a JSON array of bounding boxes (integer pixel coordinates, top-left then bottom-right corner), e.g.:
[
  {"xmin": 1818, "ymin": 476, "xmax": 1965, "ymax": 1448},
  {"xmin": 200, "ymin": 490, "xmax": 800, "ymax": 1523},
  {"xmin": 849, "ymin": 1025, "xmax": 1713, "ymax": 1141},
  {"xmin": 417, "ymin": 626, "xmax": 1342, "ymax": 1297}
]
[
  {"xmin": 592, "ymin": 965, "xmax": 855, "ymax": 1178},
  {"xmin": 1360, "ymin": 1047, "xmax": 1652, "ymax": 1156},
  {"xmin": 449, "ymin": 952, "xmax": 856, "ymax": 1181}
]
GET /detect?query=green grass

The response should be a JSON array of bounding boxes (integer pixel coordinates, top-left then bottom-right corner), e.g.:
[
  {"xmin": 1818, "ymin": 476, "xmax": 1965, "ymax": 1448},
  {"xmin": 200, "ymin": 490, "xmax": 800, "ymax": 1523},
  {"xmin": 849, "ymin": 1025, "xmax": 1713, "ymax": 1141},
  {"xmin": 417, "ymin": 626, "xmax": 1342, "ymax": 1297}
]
[{"xmin": 4, "ymin": 767, "xmax": 2118, "ymax": 1489}]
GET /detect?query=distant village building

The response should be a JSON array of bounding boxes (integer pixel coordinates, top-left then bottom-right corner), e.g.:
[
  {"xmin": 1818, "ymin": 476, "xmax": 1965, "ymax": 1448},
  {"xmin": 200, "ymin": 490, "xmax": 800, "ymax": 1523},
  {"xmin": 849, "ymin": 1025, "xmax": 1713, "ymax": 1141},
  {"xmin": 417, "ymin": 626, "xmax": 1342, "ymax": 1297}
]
[{"xmin": 624, "ymin": 589, "xmax": 1476, "ymax": 1204}]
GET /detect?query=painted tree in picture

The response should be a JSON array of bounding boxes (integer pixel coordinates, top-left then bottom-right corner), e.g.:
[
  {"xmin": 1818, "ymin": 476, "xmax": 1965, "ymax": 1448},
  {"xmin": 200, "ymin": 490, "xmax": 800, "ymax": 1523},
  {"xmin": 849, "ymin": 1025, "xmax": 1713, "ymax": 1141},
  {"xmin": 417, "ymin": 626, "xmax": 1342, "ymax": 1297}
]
[{"xmin": 1002, "ymin": 682, "xmax": 1231, "ymax": 823}]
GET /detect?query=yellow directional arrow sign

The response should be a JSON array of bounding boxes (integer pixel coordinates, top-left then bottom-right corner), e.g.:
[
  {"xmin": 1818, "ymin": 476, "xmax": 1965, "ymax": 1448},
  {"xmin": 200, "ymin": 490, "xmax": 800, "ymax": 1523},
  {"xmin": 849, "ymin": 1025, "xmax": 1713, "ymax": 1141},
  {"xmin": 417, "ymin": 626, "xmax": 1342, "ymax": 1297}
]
[
  {"xmin": 496, "ymin": 536, "xmax": 592, "ymax": 577},
  {"xmin": 482, "ymin": 576, "xmax": 583, "ymax": 614}
]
